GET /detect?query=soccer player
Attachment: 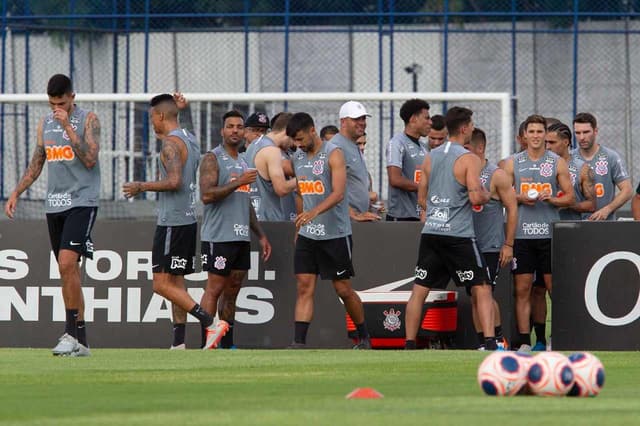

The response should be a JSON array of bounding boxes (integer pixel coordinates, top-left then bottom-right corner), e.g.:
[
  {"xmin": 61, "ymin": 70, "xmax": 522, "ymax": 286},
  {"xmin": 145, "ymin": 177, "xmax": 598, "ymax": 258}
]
[
  {"xmin": 427, "ymin": 114, "xmax": 447, "ymax": 150},
  {"xmin": 244, "ymin": 112, "xmax": 270, "ymax": 148},
  {"xmin": 286, "ymin": 112, "xmax": 370, "ymax": 349},
  {"xmin": 245, "ymin": 112, "xmax": 297, "ymax": 221},
  {"xmin": 331, "ymin": 101, "xmax": 380, "ymax": 222},
  {"xmin": 545, "ymin": 122, "xmax": 596, "ymax": 220},
  {"xmin": 573, "ymin": 112, "xmax": 632, "ymax": 221},
  {"xmin": 633, "ymin": 183, "xmax": 640, "ymax": 220},
  {"xmin": 199, "ymin": 110, "xmax": 272, "ymax": 349},
  {"xmin": 502, "ymin": 114, "xmax": 574, "ymax": 351},
  {"xmin": 404, "ymin": 107, "xmax": 496, "ymax": 350},
  {"xmin": 466, "ymin": 128, "xmax": 517, "ymax": 350},
  {"xmin": 386, "ymin": 99, "xmax": 431, "ymax": 221},
  {"xmin": 4, "ymin": 74, "xmax": 100, "ymax": 356},
  {"xmin": 123, "ymin": 94, "xmax": 217, "ymax": 350},
  {"xmin": 320, "ymin": 125, "xmax": 339, "ymax": 142}
]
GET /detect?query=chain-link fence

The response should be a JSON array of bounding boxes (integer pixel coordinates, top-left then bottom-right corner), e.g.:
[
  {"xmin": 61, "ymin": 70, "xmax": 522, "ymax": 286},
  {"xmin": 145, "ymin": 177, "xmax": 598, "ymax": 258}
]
[{"xmin": 2, "ymin": 1, "xmax": 640, "ymax": 218}]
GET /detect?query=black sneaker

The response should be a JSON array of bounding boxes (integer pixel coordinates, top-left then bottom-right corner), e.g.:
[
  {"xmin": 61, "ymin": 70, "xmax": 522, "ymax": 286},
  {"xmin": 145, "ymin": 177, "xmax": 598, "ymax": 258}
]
[
  {"xmin": 287, "ymin": 342, "xmax": 306, "ymax": 349},
  {"xmin": 353, "ymin": 338, "xmax": 371, "ymax": 350}
]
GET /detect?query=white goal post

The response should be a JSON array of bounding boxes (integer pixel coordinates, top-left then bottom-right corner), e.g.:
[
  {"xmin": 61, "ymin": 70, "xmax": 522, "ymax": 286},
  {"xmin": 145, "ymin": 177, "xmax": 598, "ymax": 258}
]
[{"xmin": 0, "ymin": 91, "xmax": 512, "ymax": 218}]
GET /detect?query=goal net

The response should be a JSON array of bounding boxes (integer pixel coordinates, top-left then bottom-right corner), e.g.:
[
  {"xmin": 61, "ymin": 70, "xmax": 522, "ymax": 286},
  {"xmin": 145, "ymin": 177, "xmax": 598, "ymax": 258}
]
[{"xmin": 0, "ymin": 92, "xmax": 512, "ymax": 220}]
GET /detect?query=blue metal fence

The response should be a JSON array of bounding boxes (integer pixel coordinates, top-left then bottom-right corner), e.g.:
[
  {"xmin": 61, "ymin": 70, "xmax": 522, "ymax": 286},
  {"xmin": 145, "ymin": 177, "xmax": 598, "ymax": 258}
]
[{"xmin": 1, "ymin": 1, "xmax": 640, "ymax": 207}]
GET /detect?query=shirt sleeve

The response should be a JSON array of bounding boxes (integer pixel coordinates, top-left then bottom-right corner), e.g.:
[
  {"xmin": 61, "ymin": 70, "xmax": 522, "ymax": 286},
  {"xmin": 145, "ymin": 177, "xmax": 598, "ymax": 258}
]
[
  {"xmin": 609, "ymin": 150, "xmax": 630, "ymax": 185},
  {"xmin": 386, "ymin": 139, "xmax": 404, "ymax": 168}
]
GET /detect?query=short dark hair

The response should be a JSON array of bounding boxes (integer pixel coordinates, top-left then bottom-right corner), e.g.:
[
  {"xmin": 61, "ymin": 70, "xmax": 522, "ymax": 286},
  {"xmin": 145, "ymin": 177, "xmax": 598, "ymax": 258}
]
[
  {"xmin": 470, "ymin": 128, "xmax": 486, "ymax": 148},
  {"xmin": 320, "ymin": 125, "xmax": 339, "ymax": 140},
  {"xmin": 271, "ymin": 112, "xmax": 294, "ymax": 132},
  {"xmin": 222, "ymin": 110, "xmax": 244, "ymax": 126},
  {"xmin": 524, "ymin": 114, "xmax": 547, "ymax": 132},
  {"xmin": 430, "ymin": 114, "xmax": 446, "ymax": 131},
  {"xmin": 47, "ymin": 74, "xmax": 73, "ymax": 97},
  {"xmin": 445, "ymin": 107, "xmax": 473, "ymax": 136},
  {"xmin": 286, "ymin": 112, "xmax": 315, "ymax": 138},
  {"xmin": 150, "ymin": 93, "xmax": 176, "ymax": 108},
  {"xmin": 573, "ymin": 112, "xmax": 597, "ymax": 129},
  {"xmin": 399, "ymin": 99, "xmax": 430, "ymax": 125},
  {"xmin": 517, "ymin": 121, "xmax": 527, "ymax": 137},
  {"xmin": 547, "ymin": 122, "xmax": 572, "ymax": 145}
]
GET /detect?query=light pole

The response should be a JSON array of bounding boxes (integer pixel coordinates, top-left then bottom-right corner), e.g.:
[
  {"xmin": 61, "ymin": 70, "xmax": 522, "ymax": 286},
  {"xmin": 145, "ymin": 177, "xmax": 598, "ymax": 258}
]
[{"xmin": 404, "ymin": 63, "xmax": 423, "ymax": 92}]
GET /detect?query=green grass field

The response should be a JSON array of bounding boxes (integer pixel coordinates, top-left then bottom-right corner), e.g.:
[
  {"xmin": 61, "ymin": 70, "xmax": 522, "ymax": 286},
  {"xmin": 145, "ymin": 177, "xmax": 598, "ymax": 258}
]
[{"xmin": 0, "ymin": 349, "xmax": 637, "ymax": 425}]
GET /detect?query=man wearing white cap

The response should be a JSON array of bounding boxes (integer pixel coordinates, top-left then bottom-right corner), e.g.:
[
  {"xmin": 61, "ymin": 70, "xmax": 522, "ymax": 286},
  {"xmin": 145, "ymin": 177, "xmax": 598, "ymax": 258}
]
[{"xmin": 331, "ymin": 101, "xmax": 381, "ymax": 221}]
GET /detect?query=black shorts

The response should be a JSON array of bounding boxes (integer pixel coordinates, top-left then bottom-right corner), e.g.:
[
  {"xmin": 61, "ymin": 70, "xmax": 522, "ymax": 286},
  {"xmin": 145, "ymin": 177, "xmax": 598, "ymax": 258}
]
[
  {"xmin": 414, "ymin": 234, "xmax": 489, "ymax": 289},
  {"xmin": 511, "ymin": 238, "xmax": 552, "ymax": 275},
  {"xmin": 294, "ymin": 235, "xmax": 354, "ymax": 280},
  {"xmin": 466, "ymin": 252, "xmax": 500, "ymax": 296},
  {"xmin": 46, "ymin": 207, "xmax": 97, "ymax": 260},
  {"xmin": 152, "ymin": 223, "xmax": 197, "ymax": 275},
  {"xmin": 201, "ymin": 241, "xmax": 251, "ymax": 276},
  {"xmin": 385, "ymin": 214, "xmax": 420, "ymax": 222},
  {"xmin": 533, "ymin": 270, "xmax": 546, "ymax": 288}
]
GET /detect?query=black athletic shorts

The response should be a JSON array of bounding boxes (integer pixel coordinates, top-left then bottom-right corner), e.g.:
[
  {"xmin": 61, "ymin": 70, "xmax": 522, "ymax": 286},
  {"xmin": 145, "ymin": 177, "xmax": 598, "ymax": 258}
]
[
  {"xmin": 385, "ymin": 214, "xmax": 420, "ymax": 222},
  {"xmin": 512, "ymin": 238, "xmax": 552, "ymax": 275},
  {"xmin": 466, "ymin": 251, "xmax": 500, "ymax": 296},
  {"xmin": 532, "ymin": 270, "xmax": 546, "ymax": 288},
  {"xmin": 152, "ymin": 223, "xmax": 197, "ymax": 275},
  {"xmin": 46, "ymin": 207, "xmax": 97, "ymax": 260},
  {"xmin": 414, "ymin": 234, "xmax": 489, "ymax": 289},
  {"xmin": 294, "ymin": 235, "xmax": 354, "ymax": 280},
  {"xmin": 201, "ymin": 241, "xmax": 251, "ymax": 276}
]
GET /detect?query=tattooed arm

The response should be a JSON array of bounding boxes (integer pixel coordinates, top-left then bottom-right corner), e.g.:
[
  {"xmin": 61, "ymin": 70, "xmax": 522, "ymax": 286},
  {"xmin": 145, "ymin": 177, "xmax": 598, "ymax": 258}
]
[
  {"xmin": 122, "ymin": 136, "xmax": 185, "ymax": 197},
  {"xmin": 53, "ymin": 108, "xmax": 100, "ymax": 169},
  {"xmin": 199, "ymin": 152, "xmax": 257, "ymax": 204},
  {"xmin": 4, "ymin": 119, "xmax": 47, "ymax": 218}
]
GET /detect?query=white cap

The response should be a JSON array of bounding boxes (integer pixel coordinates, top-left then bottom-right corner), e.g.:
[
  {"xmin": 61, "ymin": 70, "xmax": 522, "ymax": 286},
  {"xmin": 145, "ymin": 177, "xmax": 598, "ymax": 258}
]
[{"xmin": 339, "ymin": 101, "xmax": 371, "ymax": 119}]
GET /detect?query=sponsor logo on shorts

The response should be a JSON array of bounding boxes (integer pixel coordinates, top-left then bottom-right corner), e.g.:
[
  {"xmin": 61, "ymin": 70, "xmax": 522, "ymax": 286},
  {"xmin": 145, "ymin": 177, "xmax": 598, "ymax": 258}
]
[
  {"xmin": 201, "ymin": 254, "xmax": 208, "ymax": 266},
  {"xmin": 47, "ymin": 192, "xmax": 73, "ymax": 208},
  {"xmin": 511, "ymin": 256, "xmax": 518, "ymax": 270},
  {"xmin": 170, "ymin": 256, "xmax": 187, "ymax": 270},
  {"xmin": 214, "ymin": 256, "xmax": 227, "ymax": 270},
  {"xmin": 233, "ymin": 224, "xmax": 249, "ymax": 237},
  {"xmin": 85, "ymin": 241, "xmax": 94, "ymax": 254},
  {"xmin": 456, "ymin": 270, "xmax": 474, "ymax": 282},
  {"xmin": 594, "ymin": 159, "xmax": 608, "ymax": 176},
  {"xmin": 522, "ymin": 222, "xmax": 550, "ymax": 236},
  {"xmin": 382, "ymin": 308, "xmax": 402, "ymax": 332},
  {"xmin": 414, "ymin": 267, "xmax": 427, "ymax": 280}
]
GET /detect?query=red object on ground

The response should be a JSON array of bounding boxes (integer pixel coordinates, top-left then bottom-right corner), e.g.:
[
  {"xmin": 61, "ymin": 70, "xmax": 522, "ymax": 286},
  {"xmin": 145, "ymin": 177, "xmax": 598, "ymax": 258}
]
[{"xmin": 345, "ymin": 387, "xmax": 384, "ymax": 399}]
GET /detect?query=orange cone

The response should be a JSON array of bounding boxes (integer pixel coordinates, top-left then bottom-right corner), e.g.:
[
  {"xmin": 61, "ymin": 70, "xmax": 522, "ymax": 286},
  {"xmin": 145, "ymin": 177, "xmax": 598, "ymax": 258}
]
[{"xmin": 345, "ymin": 387, "xmax": 384, "ymax": 399}]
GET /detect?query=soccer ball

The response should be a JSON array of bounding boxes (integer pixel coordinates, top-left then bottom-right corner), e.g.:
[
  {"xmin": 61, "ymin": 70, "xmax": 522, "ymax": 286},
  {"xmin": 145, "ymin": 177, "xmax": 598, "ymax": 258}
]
[
  {"xmin": 527, "ymin": 352, "xmax": 575, "ymax": 396},
  {"xmin": 477, "ymin": 352, "xmax": 528, "ymax": 396},
  {"xmin": 567, "ymin": 352, "xmax": 605, "ymax": 397},
  {"xmin": 513, "ymin": 352, "xmax": 535, "ymax": 395}
]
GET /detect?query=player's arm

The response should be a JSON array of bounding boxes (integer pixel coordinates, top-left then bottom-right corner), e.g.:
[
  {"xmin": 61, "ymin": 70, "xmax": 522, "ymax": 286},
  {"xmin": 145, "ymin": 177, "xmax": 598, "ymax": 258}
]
[
  {"xmin": 282, "ymin": 157, "xmax": 295, "ymax": 178},
  {"xmin": 173, "ymin": 92, "xmax": 194, "ymax": 134},
  {"xmin": 591, "ymin": 178, "xmax": 632, "ymax": 220},
  {"xmin": 4, "ymin": 118, "xmax": 47, "ymax": 218},
  {"xmin": 199, "ymin": 152, "xmax": 257, "ymax": 204},
  {"xmin": 295, "ymin": 148, "xmax": 346, "ymax": 228},
  {"xmin": 263, "ymin": 146, "xmax": 297, "ymax": 196},
  {"xmin": 632, "ymin": 184, "xmax": 640, "ymax": 220},
  {"xmin": 64, "ymin": 110, "xmax": 100, "ymax": 169},
  {"xmin": 249, "ymin": 202, "xmax": 271, "ymax": 261},
  {"xmin": 417, "ymin": 154, "xmax": 431, "ymax": 213},
  {"xmin": 122, "ymin": 136, "xmax": 185, "ymax": 197},
  {"xmin": 387, "ymin": 166, "xmax": 419, "ymax": 192},
  {"xmin": 493, "ymin": 169, "xmax": 517, "ymax": 267},
  {"xmin": 572, "ymin": 164, "xmax": 596, "ymax": 213},
  {"xmin": 463, "ymin": 154, "xmax": 490, "ymax": 206},
  {"xmin": 543, "ymin": 157, "xmax": 575, "ymax": 208}
]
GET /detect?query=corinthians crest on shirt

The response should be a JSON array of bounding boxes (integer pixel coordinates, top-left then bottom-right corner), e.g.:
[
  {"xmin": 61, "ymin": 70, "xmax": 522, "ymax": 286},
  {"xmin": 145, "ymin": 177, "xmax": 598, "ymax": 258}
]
[
  {"xmin": 594, "ymin": 158, "xmax": 608, "ymax": 176},
  {"xmin": 382, "ymin": 308, "xmax": 402, "ymax": 332}
]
